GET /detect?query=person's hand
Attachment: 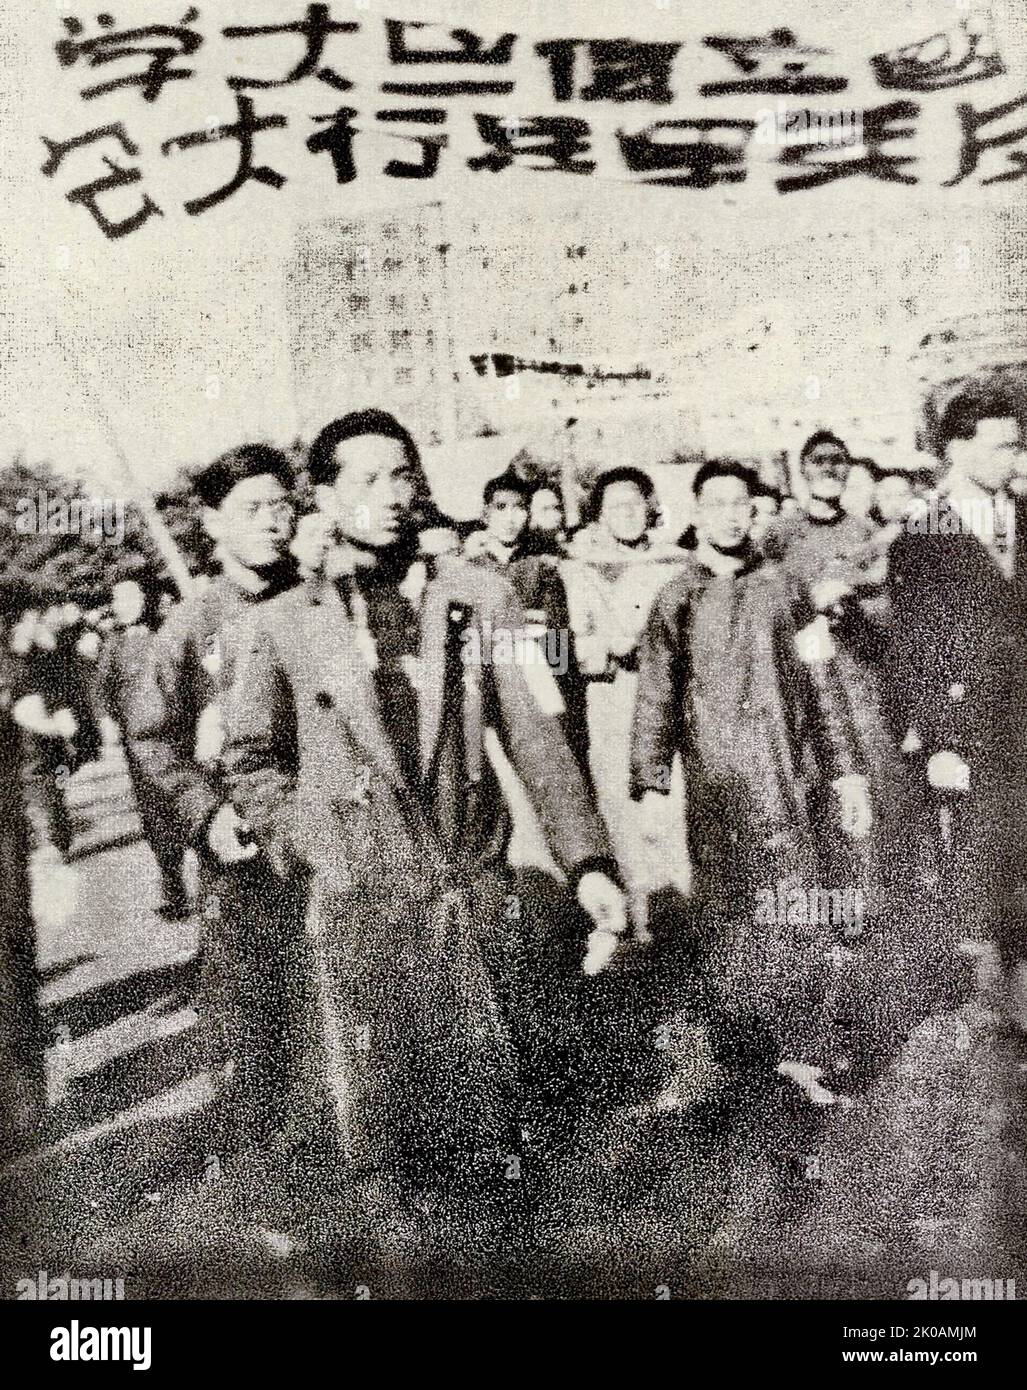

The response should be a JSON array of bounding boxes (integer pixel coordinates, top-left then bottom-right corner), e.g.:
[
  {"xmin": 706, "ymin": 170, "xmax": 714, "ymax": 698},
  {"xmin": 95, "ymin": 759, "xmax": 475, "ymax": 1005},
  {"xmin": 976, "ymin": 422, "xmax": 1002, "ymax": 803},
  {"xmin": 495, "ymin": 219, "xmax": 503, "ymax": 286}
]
[
  {"xmin": 927, "ymin": 749, "xmax": 970, "ymax": 793},
  {"xmin": 76, "ymin": 630, "xmax": 101, "ymax": 661},
  {"xmin": 582, "ymin": 926, "xmax": 621, "ymax": 977},
  {"xmin": 576, "ymin": 632, "xmax": 612, "ymax": 677},
  {"xmin": 11, "ymin": 693, "xmax": 50, "ymax": 733},
  {"xmin": 578, "ymin": 870, "xmax": 628, "ymax": 976},
  {"xmin": 832, "ymin": 773, "xmax": 872, "ymax": 840},
  {"xmin": 578, "ymin": 870, "xmax": 628, "ymax": 933},
  {"xmin": 207, "ymin": 804, "xmax": 258, "ymax": 865},
  {"xmin": 50, "ymin": 707, "xmax": 79, "ymax": 740},
  {"xmin": 794, "ymin": 613, "xmax": 837, "ymax": 665},
  {"xmin": 10, "ymin": 614, "xmax": 35, "ymax": 655}
]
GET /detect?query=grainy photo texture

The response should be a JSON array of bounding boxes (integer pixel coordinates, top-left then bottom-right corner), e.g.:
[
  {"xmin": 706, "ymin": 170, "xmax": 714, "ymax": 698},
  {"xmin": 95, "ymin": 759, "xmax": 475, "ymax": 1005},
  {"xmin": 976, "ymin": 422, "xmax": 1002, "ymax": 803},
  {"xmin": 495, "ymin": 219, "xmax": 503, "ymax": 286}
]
[{"xmin": 1, "ymin": 0, "xmax": 1027, "ymax": 1314}]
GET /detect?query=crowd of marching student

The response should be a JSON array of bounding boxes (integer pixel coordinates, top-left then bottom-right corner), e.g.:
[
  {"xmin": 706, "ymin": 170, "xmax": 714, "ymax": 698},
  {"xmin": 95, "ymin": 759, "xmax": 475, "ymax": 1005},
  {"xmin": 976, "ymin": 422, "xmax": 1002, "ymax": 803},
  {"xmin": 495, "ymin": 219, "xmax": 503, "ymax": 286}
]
[
  {"xmin": 0, "ymin": 427, "xmax": 938, "ymax": 934},
  {"xmin": 2, "ymin": 386, "xmax": 1026, "ymax": 1256}
]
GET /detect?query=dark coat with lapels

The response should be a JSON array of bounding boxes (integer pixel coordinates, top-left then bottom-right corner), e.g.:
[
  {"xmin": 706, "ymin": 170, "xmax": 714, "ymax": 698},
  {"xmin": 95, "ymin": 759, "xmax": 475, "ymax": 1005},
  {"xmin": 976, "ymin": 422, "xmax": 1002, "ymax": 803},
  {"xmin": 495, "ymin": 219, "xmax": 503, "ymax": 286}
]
[
  {"xmin": 221, "ymin": 554, "xmax": 615, "ymax": 1198},
  {"xmin": 884, "ymin": 494, "xmax": 1027, "ymax": 966},
  {"xmin": 128, "ymin": 567, "xmax": 306, "ymax": 1182}
]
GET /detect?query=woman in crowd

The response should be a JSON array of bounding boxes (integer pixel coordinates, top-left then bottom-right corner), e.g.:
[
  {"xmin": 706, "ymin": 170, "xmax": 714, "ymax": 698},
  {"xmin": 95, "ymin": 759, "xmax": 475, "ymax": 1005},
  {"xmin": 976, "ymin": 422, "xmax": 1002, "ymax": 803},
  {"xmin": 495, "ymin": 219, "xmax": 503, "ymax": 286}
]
[{"xmin": 562, "ymin": 467, "xmax": 688, "ymax": 897}]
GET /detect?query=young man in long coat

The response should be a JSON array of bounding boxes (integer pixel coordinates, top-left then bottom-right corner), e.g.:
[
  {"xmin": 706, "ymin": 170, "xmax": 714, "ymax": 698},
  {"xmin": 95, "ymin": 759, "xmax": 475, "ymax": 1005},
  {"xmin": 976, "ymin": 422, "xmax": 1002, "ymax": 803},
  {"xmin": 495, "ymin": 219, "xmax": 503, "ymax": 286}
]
[
  {"xmin": 884, "ymin": 387, "xmax": 1027, "ymax": 1015},
  {"xmin": 221, "ymin": 410, "xmax": 628, "ymax": 1235},
  {"xmin": 128, "ymin": 445, "xmax": 304, "ymax": 1200},
  {"xmin": 630, "ymin": 460, "xmax": 948, "ymax": 1105}
]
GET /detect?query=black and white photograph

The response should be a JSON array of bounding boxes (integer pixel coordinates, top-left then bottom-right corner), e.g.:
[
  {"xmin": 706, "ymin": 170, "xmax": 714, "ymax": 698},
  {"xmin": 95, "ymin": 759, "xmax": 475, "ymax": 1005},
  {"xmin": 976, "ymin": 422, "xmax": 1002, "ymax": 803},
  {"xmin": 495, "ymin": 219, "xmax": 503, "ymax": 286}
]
[{"xmin": 2, "ymin": 0, "xmax": 1027, "ymax": 1343}]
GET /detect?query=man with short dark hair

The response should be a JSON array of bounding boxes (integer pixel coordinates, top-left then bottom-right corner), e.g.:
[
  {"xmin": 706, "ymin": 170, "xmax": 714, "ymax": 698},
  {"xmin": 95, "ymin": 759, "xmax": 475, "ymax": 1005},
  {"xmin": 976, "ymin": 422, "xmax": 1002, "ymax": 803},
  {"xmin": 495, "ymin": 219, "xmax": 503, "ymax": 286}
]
[
  {"xmin": 766, "ymin": 431, "xmax": 880, "ymax": 589},
  {"xmin": 866, "ymin": 461, "xmax": 934, "ymax": 529},
  {"xmin": 129, "ymin": 443, "xmax": 301, "ymax": 1208},
  {"xmin": 632, "ymin": 455, "xmax": 950, "ymax": 1119},
  {"xmin": 132, "ymin": 444, "xmax": 297, "ymax": 857},
  {"xmin": 797, "ymin": 431, "xmax": 851, "ymax": 520},
  {"xmin": 764, "ymin": 431, "xmax": 897, "ymax": 849},
  {"xmin": 222, "ymin": 410, "xmax": 627, "ymax": 1238},
  {"xmin": 632, "ymin": 457, "xmax": 870, "ymax": 1106},
  {"xmin": 884, "ymin": 386, "xmax": 1027, "ymax": 1010},
  {"xmin": 464, "ymin": 468, "xmax": 531, "ymax": 567},
  {"xmin": 689, "ymin": 459, "xmax": 761, "ymax": 575}
]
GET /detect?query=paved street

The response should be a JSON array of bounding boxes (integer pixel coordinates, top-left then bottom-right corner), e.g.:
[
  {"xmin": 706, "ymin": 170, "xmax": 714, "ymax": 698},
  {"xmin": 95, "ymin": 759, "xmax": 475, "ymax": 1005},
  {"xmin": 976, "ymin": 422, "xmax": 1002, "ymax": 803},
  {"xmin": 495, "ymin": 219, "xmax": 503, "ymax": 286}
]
[{"xmin": 3, "ymin": 744, "xmax": 1026, "ymax": 1299}]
